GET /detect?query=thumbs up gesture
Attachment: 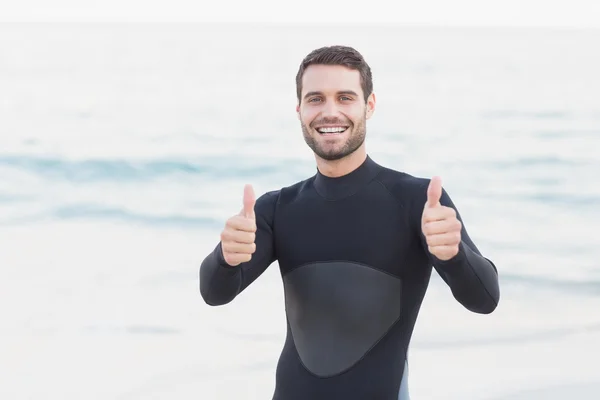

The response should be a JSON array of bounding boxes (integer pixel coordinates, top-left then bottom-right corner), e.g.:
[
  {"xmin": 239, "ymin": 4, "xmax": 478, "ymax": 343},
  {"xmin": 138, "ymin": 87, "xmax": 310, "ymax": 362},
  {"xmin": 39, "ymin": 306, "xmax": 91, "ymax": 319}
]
[
  {"xmin": 220, "ymin": 184, "xmax": 258, "ymax": 266},
  {"xmin": 421, "ymin": 177, "xmax": 462, "ymax": 261}
]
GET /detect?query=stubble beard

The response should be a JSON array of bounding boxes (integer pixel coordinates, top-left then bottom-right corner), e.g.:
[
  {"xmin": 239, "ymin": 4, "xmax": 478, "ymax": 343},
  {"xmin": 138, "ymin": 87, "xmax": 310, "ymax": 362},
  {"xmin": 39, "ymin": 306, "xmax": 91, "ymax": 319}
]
[{"xmin": 301, "ymin": 114, "xmax": 367, "ymax": 161}]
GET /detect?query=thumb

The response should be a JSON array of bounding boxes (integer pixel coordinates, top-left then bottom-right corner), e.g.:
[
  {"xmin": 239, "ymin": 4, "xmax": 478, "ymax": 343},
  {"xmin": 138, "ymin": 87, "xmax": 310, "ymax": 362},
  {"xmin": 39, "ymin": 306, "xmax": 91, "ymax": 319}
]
[
  {"xmin": 242, "ymin": 184, "xmax": 256, "ymax": 219},
  {"xmin": 426, "ymin": 176, "xmax": 442, "ymax": 208}
]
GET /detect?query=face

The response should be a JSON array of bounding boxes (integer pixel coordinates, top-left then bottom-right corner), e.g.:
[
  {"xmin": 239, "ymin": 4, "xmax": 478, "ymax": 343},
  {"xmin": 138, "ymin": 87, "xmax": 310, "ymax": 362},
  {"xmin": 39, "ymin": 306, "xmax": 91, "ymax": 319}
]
[{"xmin": 296, "ymin": 64, "xmax": 375, "ymax": 161}]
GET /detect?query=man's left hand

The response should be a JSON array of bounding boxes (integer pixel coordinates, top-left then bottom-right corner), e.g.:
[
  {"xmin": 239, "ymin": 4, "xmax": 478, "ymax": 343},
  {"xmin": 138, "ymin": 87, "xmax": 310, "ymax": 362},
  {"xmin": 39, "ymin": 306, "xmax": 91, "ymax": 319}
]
[{"xmin": 421, "ymin": 176, "xmax": 461, "ymax": 261}]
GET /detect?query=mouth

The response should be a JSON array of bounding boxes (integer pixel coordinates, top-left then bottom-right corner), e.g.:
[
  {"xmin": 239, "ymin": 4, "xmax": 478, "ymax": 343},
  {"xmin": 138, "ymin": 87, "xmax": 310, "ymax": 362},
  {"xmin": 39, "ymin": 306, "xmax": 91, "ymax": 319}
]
[{"xmin": 315, "ymin": 126, "xmax": 349, "ymax": 136}]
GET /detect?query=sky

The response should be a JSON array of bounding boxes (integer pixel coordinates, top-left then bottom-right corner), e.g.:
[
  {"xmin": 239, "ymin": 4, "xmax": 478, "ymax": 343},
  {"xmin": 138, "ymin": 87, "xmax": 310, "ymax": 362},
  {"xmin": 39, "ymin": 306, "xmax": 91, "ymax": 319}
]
[{"xmin": 0, "ymin": 0, "xmax": 598, "ymax": 28}]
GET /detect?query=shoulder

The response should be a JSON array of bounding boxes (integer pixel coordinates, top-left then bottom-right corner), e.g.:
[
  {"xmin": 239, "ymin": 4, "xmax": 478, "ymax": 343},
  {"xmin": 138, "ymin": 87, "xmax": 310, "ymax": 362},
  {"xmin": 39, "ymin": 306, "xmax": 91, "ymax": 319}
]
[
  {"xmin": 375, "ymin": 165, "xmax": 431, "ymax": 206},
  {"xmin": 256, "ymin": 189, "xmax": 281, "ymax": 205},
  {"xmin": 254, "ymin": 189, "xmax": 280, "ymax": 224},
  {"xmin": 277, "ymin": 175, "xmax": 316, "ymax": 206},
  {"xmin": 255, "ymin": 188, "xmax": 280, "ymax": 209},
  {"xmin": 376, "ymin": 164, "xmax": 460, "ymax": 215},
  {"xmin": 254, "ymin": 176, "xmax": 316, "ymax": 217}
]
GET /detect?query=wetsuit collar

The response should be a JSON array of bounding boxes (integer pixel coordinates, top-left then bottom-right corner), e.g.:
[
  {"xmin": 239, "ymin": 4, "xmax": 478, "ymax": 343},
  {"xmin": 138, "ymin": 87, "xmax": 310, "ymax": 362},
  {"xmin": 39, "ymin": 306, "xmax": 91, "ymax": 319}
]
[{"xmin": 313, "ymin": 155, "xmax": 380, "ymax": 200}]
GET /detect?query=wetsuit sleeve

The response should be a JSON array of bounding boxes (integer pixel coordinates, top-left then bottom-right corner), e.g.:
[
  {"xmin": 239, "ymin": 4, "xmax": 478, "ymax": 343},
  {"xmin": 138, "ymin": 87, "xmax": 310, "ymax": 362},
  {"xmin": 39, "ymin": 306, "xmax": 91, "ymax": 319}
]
[
  {"xmin": 199, "ymin": 190, "xmax": 278, "ymax": 306},
  {"xmin": 416, "ymin": 183, "xmax": 500, "ymax": 314}
]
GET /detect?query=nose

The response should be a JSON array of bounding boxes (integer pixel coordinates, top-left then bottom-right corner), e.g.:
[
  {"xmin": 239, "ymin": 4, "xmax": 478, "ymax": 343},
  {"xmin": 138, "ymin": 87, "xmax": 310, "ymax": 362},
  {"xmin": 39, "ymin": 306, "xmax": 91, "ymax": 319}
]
[{"xmin": 321, "ymin": 99, "xmax": 341, "ymax": 117}]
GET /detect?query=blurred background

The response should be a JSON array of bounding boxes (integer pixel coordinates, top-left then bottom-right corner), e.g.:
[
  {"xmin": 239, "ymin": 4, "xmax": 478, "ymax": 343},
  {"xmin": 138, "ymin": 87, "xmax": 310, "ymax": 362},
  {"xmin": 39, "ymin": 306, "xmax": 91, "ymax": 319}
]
[{"xmin": 0, "ymin": 1, "xmax": 599, "ymax": 399}]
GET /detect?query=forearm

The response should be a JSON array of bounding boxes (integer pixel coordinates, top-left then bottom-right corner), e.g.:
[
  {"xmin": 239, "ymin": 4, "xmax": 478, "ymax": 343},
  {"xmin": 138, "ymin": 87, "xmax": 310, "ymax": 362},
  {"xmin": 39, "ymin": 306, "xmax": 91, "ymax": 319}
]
[
  {"xmin": 199, "ymin": 190, "xmax": 279, "ymax": 306},
  {"xmin": 199, "ymin": 242, "xmax": 243, "ymax": 306},
  {"xmin": 433, "ymin": 241, "xmax": 500, "ymax": 314}
]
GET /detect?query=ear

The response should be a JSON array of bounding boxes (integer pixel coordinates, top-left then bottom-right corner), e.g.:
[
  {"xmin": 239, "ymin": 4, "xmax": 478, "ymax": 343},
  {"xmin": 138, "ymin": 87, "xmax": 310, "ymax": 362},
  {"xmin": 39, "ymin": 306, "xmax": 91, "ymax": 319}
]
[
  {"xmin": 296, "ymin": 103, "xmax": 300, "ymax": 120},
  {"xmin": 365, "ymin": 93, "xmax": 376, "ymax": 120}
]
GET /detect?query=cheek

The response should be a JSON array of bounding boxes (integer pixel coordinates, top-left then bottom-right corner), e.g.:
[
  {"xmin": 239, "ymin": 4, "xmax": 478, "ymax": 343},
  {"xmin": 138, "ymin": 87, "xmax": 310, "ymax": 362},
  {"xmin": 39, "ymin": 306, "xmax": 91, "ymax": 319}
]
[
  {"xmin": 299, "ymin": 109, "xmax": 318, "ymax": 126},
  {"xmin": 349, "ymin": 107, "xmax": 365, "ymax": 121}
]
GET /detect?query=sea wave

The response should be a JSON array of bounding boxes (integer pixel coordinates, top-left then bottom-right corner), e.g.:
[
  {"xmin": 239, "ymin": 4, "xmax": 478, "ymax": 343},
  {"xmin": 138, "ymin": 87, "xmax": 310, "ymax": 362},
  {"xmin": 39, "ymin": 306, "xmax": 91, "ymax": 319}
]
[
  {"xmin": 0, "ymin": 203, "xmax": 223, "ymax": 229},
  {"xmin": 0, "ymin": 154, "xmax": 307, "ymax": 182},
  {"xmin": 480, "ymin": 109, "xmax": 574, "ymax": 120},
  {"xmin": 499, "ymin": 273, "xmax": 600, "ymax": 295}
]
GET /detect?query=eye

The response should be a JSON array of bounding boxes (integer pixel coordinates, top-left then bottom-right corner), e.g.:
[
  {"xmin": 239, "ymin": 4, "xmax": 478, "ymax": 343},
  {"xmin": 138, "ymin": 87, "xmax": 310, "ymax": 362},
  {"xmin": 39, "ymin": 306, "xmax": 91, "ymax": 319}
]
[
  {"xmin": 308, "ymin": 97, "xmax": 321, "ymax": 103},
  {"xmin": 339, "ymin": 96, "xmax": 352, "ymax": 101}
]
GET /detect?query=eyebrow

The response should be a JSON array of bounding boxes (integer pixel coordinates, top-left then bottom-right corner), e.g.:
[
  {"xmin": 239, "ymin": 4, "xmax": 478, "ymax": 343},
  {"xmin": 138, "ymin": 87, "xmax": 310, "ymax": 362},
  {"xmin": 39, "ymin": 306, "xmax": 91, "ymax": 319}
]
[{"xmin": 303, "ymin": 90, "xmax": 359, "ymax": 99}]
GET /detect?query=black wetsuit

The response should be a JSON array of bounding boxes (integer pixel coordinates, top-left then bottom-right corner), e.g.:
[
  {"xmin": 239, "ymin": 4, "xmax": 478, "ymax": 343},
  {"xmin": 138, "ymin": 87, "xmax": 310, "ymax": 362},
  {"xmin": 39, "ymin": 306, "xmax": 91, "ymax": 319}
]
[{"xmin": 199, "ymin": 155, "xmax": 500, "ymax": 400}]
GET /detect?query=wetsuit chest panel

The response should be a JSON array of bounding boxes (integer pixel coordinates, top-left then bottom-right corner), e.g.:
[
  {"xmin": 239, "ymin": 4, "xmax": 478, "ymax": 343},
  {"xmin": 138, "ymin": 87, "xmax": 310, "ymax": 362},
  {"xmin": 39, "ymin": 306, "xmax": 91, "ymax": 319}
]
[
  {"xmin": 283, "ymin": 261, "xmax": 402, "ymax": 377},
  {"xmin": 275, "ymin": 182, "xmax": 412, "ymax": 277}
]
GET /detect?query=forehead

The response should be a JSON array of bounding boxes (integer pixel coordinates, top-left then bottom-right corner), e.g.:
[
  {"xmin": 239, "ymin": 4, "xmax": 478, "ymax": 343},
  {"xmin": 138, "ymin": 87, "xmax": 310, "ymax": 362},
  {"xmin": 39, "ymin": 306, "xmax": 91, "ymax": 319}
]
[{"xmin": 301, "ymin": 64, "xmax": 362, "ymax": 95}]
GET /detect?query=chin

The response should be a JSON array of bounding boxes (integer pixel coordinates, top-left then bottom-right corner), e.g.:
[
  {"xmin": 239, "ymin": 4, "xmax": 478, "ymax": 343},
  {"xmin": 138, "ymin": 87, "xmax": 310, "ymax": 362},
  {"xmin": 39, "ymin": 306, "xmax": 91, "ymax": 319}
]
[{"xmin": 315, "ymin": 144, "xmax": 359, "ymax": 161}]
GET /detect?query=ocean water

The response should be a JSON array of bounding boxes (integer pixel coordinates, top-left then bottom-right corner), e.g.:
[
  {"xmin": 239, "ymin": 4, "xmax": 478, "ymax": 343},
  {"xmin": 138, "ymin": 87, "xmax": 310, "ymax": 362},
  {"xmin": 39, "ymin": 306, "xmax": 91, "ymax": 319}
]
[{"xmin": 0, "ymin": 23, "xmax": 599, "ymax": 399}]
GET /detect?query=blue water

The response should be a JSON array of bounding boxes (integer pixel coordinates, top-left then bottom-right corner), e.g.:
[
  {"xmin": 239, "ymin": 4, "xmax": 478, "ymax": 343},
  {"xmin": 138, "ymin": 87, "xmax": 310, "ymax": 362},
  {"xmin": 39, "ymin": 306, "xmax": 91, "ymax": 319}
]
[{"xmin": 0, "ymin": 24, "xmax": 599, "ymax": 399}]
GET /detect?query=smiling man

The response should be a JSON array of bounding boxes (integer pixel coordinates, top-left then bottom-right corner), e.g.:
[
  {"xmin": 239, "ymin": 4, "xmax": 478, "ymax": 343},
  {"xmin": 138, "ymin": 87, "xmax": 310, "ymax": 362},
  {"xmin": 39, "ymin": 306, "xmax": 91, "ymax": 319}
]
[{"xmin": 199, "ymin": 45, "xmax": 500, "ymax": 400}]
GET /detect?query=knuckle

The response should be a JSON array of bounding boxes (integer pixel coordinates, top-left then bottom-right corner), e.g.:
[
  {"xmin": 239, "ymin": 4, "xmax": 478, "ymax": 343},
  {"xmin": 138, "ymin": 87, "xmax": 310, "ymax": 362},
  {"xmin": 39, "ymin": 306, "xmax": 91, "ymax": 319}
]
[
  {"xmin": 239, "ymin": 232, "xmax": 250, "ymax": 244},
  {"xmin": 241, "ymin": 219, "xmax": 255, "ymax": 232},
  {"xmin": 233, "ymin": 215, "xmax": 244, "ymax": 226},
  {"xmin": 224, "ymin": 254, "xmax": 237, "ymax": 266},
  {"xmin": 220, "ymin": 230, "xmax": 230, "ymax": 241},
  {"xmin": 422, "ymin": 223, "xmax": 430, "ymax": 235},
  {"xmin": 226, "ymin": 219, "xmax": 239, "ymax": 232}
]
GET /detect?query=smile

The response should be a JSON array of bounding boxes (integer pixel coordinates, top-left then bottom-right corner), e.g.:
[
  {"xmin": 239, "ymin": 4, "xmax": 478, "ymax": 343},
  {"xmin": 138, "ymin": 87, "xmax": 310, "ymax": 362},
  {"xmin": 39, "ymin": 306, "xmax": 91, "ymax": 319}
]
[{"xmin": 316, "ymin": 126, "xmax": 349, "ymax": 135}]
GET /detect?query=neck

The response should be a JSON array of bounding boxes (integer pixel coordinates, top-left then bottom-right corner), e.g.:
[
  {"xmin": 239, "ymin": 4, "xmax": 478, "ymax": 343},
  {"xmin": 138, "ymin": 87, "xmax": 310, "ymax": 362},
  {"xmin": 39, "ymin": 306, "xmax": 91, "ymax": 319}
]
[{"xmin": 315, "ymin": 144, "xmax": 367, "ymax": 178}]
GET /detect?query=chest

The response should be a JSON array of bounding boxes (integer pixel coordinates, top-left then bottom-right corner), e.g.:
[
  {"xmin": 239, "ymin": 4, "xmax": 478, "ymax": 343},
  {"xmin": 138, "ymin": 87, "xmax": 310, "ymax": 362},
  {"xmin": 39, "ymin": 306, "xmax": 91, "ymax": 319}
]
[{"xmin": 273, "ymin": 190, "xmax": 418, "ymax": 277}]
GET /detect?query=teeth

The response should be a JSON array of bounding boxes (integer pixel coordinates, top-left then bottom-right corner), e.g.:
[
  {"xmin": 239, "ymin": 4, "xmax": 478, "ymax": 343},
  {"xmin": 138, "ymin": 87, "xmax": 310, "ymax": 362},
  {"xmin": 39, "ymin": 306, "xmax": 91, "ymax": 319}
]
[{"xmin": 317, "ymin": 127, "xmax": 347, "ymax": 134}]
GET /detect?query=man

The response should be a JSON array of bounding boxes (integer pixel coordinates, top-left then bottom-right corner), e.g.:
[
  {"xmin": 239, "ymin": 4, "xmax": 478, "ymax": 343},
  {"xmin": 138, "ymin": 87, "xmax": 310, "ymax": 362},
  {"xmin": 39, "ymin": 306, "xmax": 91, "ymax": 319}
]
[{"xmin": 199, "ymin": 45, "xmax": 500, "ymax": 400}]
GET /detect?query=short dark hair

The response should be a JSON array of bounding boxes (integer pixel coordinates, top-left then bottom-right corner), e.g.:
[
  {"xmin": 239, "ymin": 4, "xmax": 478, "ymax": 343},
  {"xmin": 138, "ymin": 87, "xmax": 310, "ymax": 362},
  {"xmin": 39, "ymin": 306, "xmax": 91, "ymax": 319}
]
[{"xmin": 295, "ymin": 45, "xmax": 373, "ymax": 103}]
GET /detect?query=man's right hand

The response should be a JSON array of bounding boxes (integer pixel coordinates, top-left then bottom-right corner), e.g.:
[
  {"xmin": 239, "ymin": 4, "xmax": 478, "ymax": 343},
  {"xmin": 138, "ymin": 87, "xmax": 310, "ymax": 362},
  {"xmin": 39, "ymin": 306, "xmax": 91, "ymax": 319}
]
[{"xmin": 220, "ymin": 184, "xmax": 257, "ymax": 266}]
